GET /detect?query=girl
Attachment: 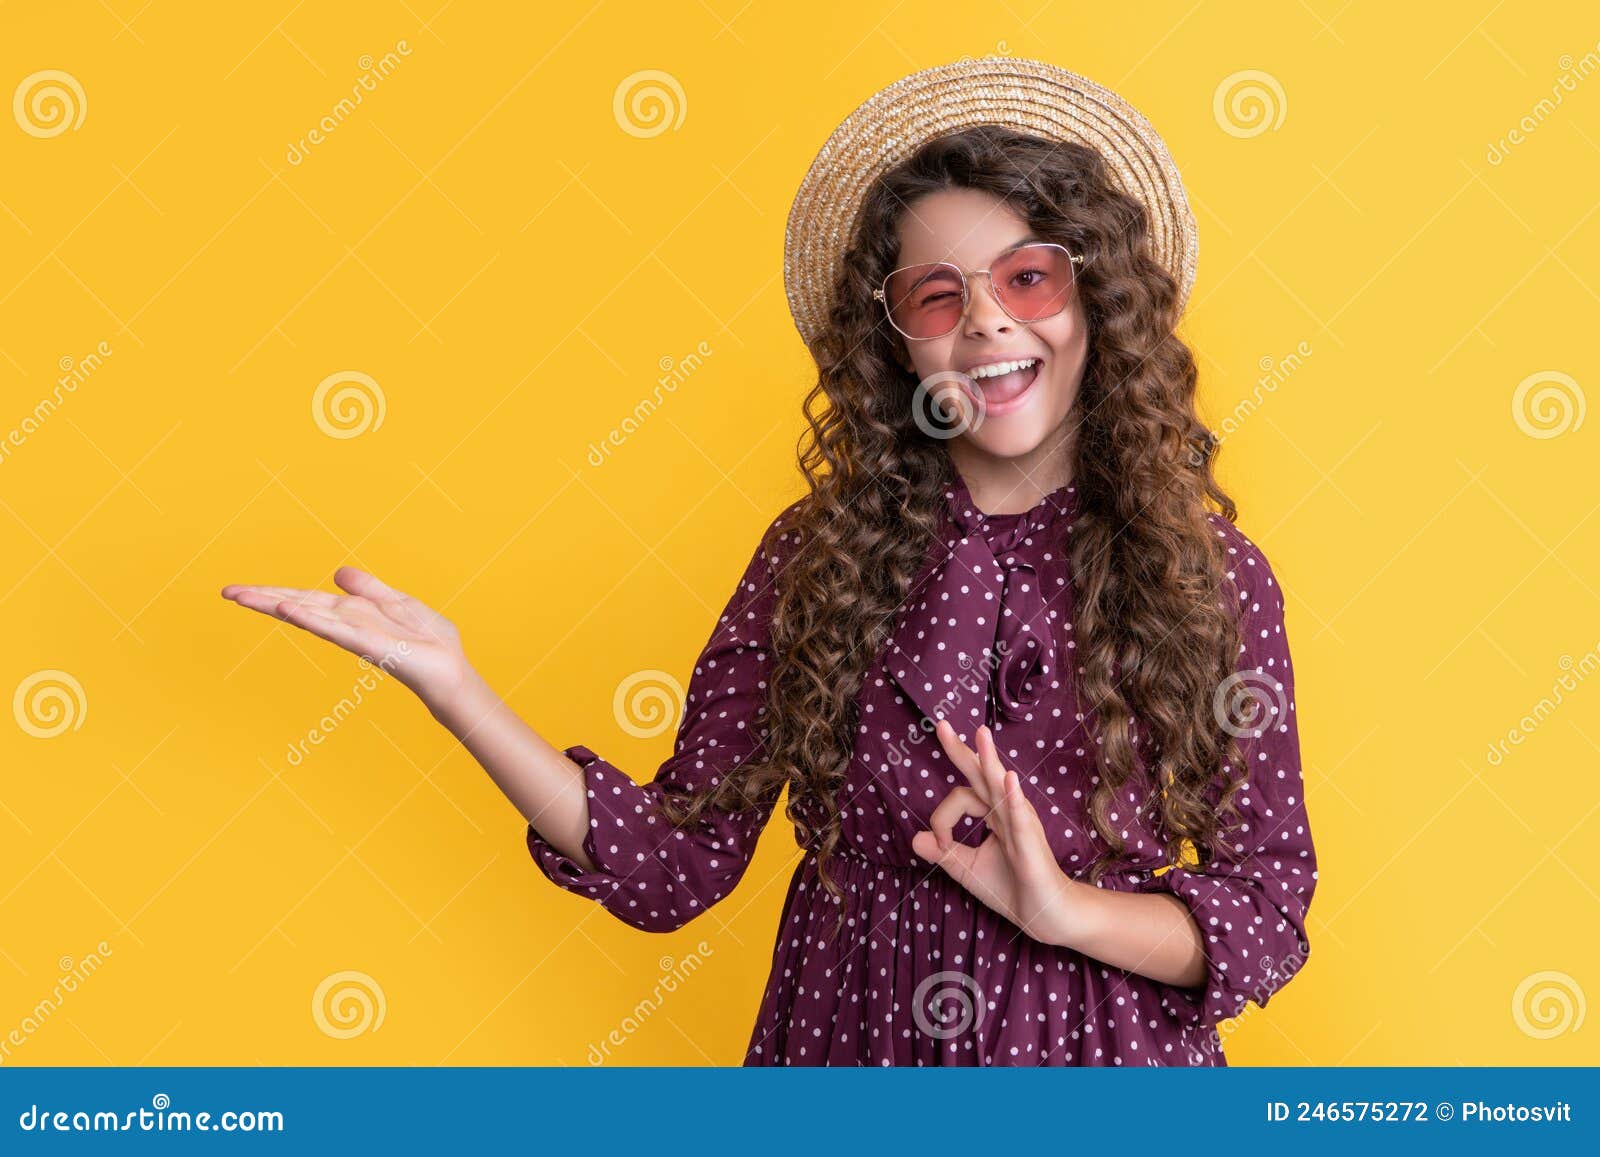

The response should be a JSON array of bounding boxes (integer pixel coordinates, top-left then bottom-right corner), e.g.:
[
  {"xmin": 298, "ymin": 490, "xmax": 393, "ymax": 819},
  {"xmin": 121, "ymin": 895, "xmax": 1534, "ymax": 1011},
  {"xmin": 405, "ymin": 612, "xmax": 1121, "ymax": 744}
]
[{"xmin": 222, "ymin": 58, "xmax": 1316, "ymax": 1066}]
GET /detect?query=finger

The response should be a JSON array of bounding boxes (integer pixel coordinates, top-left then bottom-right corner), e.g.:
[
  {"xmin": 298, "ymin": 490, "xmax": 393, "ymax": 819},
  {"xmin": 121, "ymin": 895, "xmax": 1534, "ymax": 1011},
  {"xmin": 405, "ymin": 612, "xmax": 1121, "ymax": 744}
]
[
  {"xmin": 975, "ymin": 725, "xmax": 1009, "ymax": 802},
  {"xmin": 998, "ymin": 769, "xmax": 1067, "ymax": 894},
  {"xmin": 225, "ymin": 590, "xmax": 326, "ymax": 628},
  {"xmin": 997, "ymin": 768, "xmax": 1043, "ymax": 858},
  {"xmin": 969, "ymin": 726, "xmax": 1016, "ymax": 841},
  {"xmin": 224, "ymin": 593, "xmax": 293, "ymax": 624},
  {"xmin": 934, "ymin": 717, "xmax": 990, "ymax": 803},
  {"xmin": 334, "ymin": 566, "xmax": 407, "ymax": 603},
  {"xmin": 331, "ymin": 567, "xmax": 436, "ymax": 635},
  {"xmin": 938, "ymin": 840, "xmax": 1011, "ymax": 914},
  {"xmin": 225, "ymin": 588, "xmax": 339, "ymax": 618},
  {"xmin": 222, "ymin": 585, "xmax": 339, "ymax": 610},
  {"xmin": 911, "ymin": 828, "xmax": 982, "ymax": 891},
  {"xmin": 927, "ymin": 785, "xmax": 987, "ymax": 847},
  {"xmin": 1002, "ymin": 768, "xmax": 1048, "ymax": 842}
]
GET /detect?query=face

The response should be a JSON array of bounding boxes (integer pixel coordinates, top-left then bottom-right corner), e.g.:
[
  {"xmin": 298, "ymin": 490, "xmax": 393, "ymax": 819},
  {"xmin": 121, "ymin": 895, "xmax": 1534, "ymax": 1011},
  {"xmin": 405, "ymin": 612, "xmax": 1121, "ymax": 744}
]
[{"xmin": 887, "ymin": 187, "xmax": 1088, "ymax": 475}]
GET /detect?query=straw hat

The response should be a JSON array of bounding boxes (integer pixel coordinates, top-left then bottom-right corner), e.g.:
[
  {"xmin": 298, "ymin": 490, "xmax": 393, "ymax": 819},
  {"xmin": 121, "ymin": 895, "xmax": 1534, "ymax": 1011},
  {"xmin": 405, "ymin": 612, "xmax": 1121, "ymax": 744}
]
[{"xmin": 783, "ymin": 56, "xmax": 1199, "ymax": 358}]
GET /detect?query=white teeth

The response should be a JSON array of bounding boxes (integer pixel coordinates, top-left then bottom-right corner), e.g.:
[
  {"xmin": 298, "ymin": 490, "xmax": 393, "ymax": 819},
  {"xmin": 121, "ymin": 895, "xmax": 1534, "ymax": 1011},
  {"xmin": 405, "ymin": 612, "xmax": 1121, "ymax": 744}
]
[{"xmin": 967, "ymin": 358, "xmax": 1039, "ymax": 380}]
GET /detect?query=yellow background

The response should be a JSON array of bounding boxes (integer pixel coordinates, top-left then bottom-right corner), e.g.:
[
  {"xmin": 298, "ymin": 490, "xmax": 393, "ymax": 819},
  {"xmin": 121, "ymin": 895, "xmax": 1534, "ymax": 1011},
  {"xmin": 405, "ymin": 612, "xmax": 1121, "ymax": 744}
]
[{"xmin": 2, "ymin": 1, "xmax": 1597, "ymax": 1065}]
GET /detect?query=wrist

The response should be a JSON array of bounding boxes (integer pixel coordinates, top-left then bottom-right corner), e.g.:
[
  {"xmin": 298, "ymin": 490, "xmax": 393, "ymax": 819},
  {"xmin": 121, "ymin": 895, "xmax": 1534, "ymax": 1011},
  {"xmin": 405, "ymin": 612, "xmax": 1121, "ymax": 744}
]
[
  {"xmin": 1045, "ymin": 870, "xmax": 1108, "ymax": 952},
  {"xmin": 425, "ymin": 663, "xmax": 495, "ymax": 734}
]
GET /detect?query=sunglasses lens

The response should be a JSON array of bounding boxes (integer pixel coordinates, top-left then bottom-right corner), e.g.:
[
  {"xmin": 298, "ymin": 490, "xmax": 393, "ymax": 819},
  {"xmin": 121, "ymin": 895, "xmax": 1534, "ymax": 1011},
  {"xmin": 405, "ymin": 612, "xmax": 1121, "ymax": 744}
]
[
  {"xmin": 990, "ymin": 244, "xmax": 1076, "ymax": 321},
  {"xmin": 883, "ymin": 262, "xmax": 965, "ymax": 339}
]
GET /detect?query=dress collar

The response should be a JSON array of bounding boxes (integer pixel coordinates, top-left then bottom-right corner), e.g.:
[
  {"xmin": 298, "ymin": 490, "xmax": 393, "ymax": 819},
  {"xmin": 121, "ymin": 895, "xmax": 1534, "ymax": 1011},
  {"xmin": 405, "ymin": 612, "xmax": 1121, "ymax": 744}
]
[
  {"xmin": 879, "ymin": 469, "xmax": 1077, "ymax": 737},
  {"xmin": 942, "ymin": 471, "xmax": 1080, "ymax": 553}
]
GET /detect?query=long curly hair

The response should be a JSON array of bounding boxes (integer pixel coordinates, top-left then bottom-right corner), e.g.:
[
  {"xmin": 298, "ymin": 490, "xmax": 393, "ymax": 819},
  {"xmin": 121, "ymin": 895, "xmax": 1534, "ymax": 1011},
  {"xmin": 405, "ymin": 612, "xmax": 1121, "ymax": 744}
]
[{"xmin": 661, "ymin": 124, "xmax": 1250, "ymax": 915}]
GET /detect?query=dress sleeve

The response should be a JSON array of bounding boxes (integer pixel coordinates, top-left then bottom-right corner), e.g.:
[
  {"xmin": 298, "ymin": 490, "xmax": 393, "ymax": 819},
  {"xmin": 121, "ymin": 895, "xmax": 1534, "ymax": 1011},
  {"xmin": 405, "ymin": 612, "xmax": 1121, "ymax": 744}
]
[
  {"xmin": 1132, "ymin": 521, "xmax": 1317, "ymax": 1032},
  {"xmin": 524, "ymin": 508, "xmax": 794, "ymax": 933}
]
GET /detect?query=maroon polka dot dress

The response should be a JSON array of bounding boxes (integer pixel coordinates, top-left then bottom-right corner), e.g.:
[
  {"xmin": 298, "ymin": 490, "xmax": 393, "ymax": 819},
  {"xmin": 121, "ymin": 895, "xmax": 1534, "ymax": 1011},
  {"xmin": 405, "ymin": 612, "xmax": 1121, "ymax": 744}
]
[{"xmin": 526, "ymin": 471, "xmax": 1317, "ymax": 1065}]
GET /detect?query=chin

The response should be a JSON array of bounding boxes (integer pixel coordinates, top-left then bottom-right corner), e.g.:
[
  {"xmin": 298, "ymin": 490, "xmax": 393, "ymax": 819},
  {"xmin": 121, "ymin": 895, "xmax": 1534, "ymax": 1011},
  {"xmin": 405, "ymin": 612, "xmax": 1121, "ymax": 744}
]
[
  {"xmin": 962, "ymin": 422, "xmax": 1057, "ymax": 460},
  {"xmin": 965, "ymin": 389, "xmax": 1073, "ymax": 459}
]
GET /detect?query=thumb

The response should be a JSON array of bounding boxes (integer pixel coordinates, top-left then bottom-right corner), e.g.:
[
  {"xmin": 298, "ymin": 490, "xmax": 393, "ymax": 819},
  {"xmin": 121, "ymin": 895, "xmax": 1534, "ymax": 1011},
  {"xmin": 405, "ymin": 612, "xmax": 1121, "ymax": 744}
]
[{"xmin": 913, "ymin": 829, "xmax": 980, "ymax": 889}]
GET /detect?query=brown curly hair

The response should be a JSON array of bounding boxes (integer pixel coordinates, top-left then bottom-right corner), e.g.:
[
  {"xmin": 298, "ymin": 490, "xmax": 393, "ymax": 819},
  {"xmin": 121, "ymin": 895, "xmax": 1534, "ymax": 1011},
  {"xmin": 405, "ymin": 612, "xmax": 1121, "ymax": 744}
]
[{"xmin": 661, "ymin": 123, "xmax": 1251, "ymax": 921}]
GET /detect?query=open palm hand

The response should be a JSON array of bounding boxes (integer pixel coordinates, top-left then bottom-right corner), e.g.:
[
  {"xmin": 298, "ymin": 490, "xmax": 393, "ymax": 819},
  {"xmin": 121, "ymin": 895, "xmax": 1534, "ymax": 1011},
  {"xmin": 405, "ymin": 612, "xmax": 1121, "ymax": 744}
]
[{"xmin": 221, "ymin": 566, "xmax": 468, "ymax": 712}]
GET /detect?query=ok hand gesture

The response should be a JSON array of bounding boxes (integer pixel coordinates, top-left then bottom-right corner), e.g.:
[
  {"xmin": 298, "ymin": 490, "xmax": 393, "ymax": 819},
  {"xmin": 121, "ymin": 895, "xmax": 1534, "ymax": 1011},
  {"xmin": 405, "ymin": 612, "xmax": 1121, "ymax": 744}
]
[{"xmin": 911, "ymin": 719, "xmax": 1086, "ymax": 946}]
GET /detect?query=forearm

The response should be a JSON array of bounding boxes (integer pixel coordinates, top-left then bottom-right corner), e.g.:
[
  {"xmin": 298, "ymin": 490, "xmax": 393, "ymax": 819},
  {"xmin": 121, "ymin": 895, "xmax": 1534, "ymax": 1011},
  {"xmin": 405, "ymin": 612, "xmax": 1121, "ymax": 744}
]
[
  {"xmin": 1052, "ymin": 875, "xmax": 1207, "ymax": 989},
  {"xmin": 427, "ymin": 666, "xmax": 598, "ymax": 872}
]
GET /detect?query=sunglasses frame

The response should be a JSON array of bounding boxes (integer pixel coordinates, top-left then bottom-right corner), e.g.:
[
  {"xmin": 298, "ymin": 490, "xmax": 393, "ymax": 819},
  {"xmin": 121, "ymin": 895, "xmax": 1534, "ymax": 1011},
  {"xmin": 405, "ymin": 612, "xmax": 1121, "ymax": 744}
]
[{"xmin": 872, "ymin": 241, "xmax": 1085, "ymax": 341}]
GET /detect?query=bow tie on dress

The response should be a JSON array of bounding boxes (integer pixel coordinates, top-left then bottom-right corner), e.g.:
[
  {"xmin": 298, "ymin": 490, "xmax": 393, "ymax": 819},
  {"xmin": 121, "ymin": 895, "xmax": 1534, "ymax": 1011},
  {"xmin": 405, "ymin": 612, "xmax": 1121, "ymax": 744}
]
[{"xmin": 884, "ymin": 477, "xmax": 1079, "ymax": 738}]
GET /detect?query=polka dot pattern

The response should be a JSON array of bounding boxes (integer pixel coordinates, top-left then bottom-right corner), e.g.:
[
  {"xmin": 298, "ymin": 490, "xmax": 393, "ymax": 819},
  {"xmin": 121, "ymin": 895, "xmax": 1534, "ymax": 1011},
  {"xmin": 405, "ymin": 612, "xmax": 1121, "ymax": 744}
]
[{"xmin": 525, "ymin": 475, "xmax": 1317, "ymax": 1065}]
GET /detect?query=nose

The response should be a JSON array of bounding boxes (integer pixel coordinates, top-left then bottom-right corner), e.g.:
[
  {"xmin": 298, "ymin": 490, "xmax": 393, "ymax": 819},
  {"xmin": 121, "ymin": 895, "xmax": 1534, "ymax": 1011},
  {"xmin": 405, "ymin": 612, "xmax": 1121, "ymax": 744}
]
[{"xmin": 962, "ymin": 272, "xmax": 1014, "ymax": 336}]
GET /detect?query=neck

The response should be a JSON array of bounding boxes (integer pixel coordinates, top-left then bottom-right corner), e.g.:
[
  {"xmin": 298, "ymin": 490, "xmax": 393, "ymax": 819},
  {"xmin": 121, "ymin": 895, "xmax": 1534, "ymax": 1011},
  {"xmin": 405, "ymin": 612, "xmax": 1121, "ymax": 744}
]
[{"xmin": 947, "ymin": 427, "xmax": 1077, "ymax": 516}]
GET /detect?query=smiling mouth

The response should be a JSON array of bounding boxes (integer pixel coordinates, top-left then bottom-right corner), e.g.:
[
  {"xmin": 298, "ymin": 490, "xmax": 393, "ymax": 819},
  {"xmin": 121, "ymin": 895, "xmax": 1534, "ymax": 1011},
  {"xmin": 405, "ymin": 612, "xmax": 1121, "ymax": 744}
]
[{"xmin": 963, "ymin": 359, "xmax": 1042, "ymax": 410}]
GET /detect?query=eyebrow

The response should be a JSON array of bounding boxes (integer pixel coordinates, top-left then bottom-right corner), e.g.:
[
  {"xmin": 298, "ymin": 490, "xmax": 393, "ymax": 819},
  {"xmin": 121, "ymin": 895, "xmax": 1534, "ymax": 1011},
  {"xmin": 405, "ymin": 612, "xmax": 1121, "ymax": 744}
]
[
  {"xmin": 999, "ymin": 234, "xmax": 1044, "ymax": 254},
  {"xmin": 909, "ymin": 235, "xmax": 1044, "ymax": 269}
]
